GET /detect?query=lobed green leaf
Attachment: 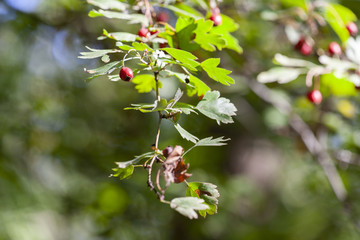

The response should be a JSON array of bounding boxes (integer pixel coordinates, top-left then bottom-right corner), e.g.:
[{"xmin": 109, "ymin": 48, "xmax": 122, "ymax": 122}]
[
  {"xmin": 201, "ymin": 58, "xmax": 235, "ymax": 85},
  {"xmin": 170, "ymin": 197, "xmax": 209, "ymax": 219},
  {"xmin": 196, "ymin": 91, "xmax": 237, "ymax": 124}
]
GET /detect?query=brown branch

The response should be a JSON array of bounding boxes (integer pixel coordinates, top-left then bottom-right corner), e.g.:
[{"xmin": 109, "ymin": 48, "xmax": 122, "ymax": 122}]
[
  {"xmin": 146, "ymin": 71, "xmax": 165, "ymax": 201},
  {"xmin": 247, "ymin": 79, "xmax": 347, "ymax": 201}
]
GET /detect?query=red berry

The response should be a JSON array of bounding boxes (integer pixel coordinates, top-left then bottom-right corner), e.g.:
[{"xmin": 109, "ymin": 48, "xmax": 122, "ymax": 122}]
[
  {"xmin": 150, "ymin": 29, "xmax": 158, "ymax": 35},
  {"xmin": 346, "ymin": 22, "xmax": 358, "ymax": 36},
  {"xmin": 138, "ymin": 27, "xmax": 149, "ymax": 37},
  {"xmin": 307, "ymin": 90, "xmax": 322, "ymax": 104},
  {"xmin": 119, "ymin": 67, "xmax": 133, "ymax": 82},
  {"xmin": 210, "ymin": 13, "xmax": 222, "ymax": 26},
  {"xmin": 295, "ymin": 37, "xmax": 305, "ymax": 50},
  {"xmin": 162, "ymin": 146, "xmax": 173, "ymax": 158},
  {"xmin": 328, "ymin": 42, "xmax": 342, "ymax": 55},
  {"xmin": 300, "ymin": 41, "xmax": 312, "ymax": 55},
  {"xmin": 156, "ymin": 11, "xmax": 169, "ymax": 22}
]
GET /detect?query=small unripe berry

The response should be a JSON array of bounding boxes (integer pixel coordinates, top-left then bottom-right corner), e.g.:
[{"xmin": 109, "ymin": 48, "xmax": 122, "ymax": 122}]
[
  {"xmin": 300, "ymin": 41, "xmax": 312, "ymax": 55},
  {"xmin": 156, "ymin": 11, "xmax": 169, "ymax": 22},
  {"xmin": 307, "ymin": 90, "xmax": 322, "ymax": 104},
  {"xmin": 162, "ymin": 146, "xmax": 173, "ymax": 158},
  {"xmin": 119, "ymin": 67, "xmax": 133, "ymax": 82},
  {"xmin": 328, "ymin": 42, "xmax": 342, "ymax": 55},
  {"xmin": 210, "ymin": 13, "xmax": 222, "ymax": 26},
  {"xmin": 138, "ymin": 27, "xmax": 149, "ymax": 37},
  {"xmin": 346, "ymin": 22, "xmax": 358, "ymax": 36}
]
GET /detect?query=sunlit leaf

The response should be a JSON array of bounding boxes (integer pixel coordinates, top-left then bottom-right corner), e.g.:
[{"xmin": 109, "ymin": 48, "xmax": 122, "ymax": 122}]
[
  {"xmin": 346, "ymin": 37, "xmax": 360, "ymax": 65},
  {"xmin": 115, "ymin": 152, "xmax": 154, "ymax": 168},
  {"xmin": 281, "ymin": 0, "xmax": 308, "ymax": 10},
  {"xmin": 89, "ymin": 9, "xmax": 148, "ymax": 25},
  {"xmin": 103, "ymin": 29, "xmax": 138, "ymax": 42},
  {"xmin": 324, "ymin": 4, "xmax": 356, "ymax": 43},
  {"xmin": 274, "ymin": 54, "xmax": 317, "ymax": 68},
  {"xmin": 84, "ymin": 61, "xmax": 121, "ymax": 76},
  {"xmin": 78, "ymin": 46, "xmax": 119, "ymax": 59},
  {"xmin": 162, "ymin": 4, "xmax": 203, "ymax": 19},
  {"xmin": 193, "ymin": 19, "xmax": 226, "ymax": 52},
  {"xmin": 124, "ymin": 99, "xmax": 168, "ymax": 113},
  {"xmin": 186, "ymin": 182, "xmax": 220, "ymax": 217},
  {"xmin": 201, "ymin": 58, "xmax": 234, "ymax": 85},
  {"xmin": 174, "ymin": 123, "xmax": 199, "ymax": 143},
  {"xmin": 87, "ymin": 0, "xmax": 127, "ymax": 11},
  {"xmin": 110, "ymin": 165, "xmax": 134, "ymax": 180},
  {"xmin": 162, "ymin": 48, "xmax": 200, "ymax": 71},
  {"xmin": 170, "ymin": 197, "xmax": 209, "ymax": 219},
  {"xmin": 196, "ymin": 91, "xmax": 237, "ymax": 124},
  {"xmin": 132, "ymin": 74, "xmax": 160, "ymax": 93},
  {"xmin": 183, "ymin": 136, "xmax": 230, "ymax": 155},
  {"xmin": 257, "ymin": 67, "xmax": 305, "ymax": 84}
]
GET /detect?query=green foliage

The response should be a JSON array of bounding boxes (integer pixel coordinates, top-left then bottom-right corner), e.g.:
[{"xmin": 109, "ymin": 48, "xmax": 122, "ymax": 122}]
[
  {"xmin": 201, "ymin": 58, "xmax": 235, "ymax": 85},
  {"xmin": 196, "ymin": 91, "xmax": 237, "ymax": 124},
  {"xmin": 170, "ymin": 197, "xmax": 209, "ymax": 219},
  {"xmin": 324, "ymin": 4, "xmax": 357, "ymax": 43},
  {"xmin": 186, "ymin": 182, "xmax": 220, "ymax": 217},
  {"xmin": 132, "ymin": 74, "xmax": 159, "ymax": 93}
]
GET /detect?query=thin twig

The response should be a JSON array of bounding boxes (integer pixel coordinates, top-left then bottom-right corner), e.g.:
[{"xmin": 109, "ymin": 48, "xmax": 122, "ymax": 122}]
[{"xmin": 247, "ymin": 79, "xmax": 347, "ymax": 201}]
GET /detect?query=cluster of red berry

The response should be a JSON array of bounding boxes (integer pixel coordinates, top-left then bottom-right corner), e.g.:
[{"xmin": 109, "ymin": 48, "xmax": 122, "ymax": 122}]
[
  {"xmin": 119, "ymin": 8, "xmax": 223, "ymax": 82},
  {"xmin": 302, "ymin": 22, "xmax": 358, "ymax": 105}
]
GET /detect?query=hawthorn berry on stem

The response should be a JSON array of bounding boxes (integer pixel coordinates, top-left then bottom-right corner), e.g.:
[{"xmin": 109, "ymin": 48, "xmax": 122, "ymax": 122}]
[
  {"xmin": 119, "ymin": 67, "xmax": 133, "ymax": 82},
  {"xmin": 346, "ymin": 22, "xmax": 358, "ymax": 36},
  {"xmin": 328, "ymin": 42, "xmax": 341, "ymax": 56},
  {"xmin": 307, "ymin": 90, "xmax": 322, "ymax": 104}
]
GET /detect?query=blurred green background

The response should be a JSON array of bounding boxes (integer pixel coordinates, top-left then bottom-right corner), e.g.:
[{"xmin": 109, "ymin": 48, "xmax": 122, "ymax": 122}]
[{"xmin": 1, "ymin": 0, "xmax": 360, "ymax": 239}]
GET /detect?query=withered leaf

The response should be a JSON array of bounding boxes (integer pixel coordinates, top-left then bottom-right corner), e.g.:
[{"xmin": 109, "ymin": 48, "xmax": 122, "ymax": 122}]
[{"xmin": 163, "ymin": 145, "xmax": 192, "ymax": 184}]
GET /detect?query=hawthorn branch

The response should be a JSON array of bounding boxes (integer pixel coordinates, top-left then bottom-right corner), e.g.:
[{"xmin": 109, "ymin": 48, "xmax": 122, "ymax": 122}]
[
  {"xmin": 247, "ymin": 79, "xmax": 347, "ymax": 201},
  {"xmin": 146, "ymin": 71, "xmax": 165, "ymax": 201}
]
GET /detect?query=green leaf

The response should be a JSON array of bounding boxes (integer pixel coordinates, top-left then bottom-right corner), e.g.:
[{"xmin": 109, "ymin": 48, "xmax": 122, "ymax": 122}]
[
  {"xmin": 87, "ymin": 0, "xmax": 127, "ymax": 11},
  {"xmin": 84, "ymin": 61, "xmax": 121, "ymax": 76},
  {"xmin": 194, "ymin": 136, "xmax": 229, "ymax": 147},
  {"xmin": 132, "ymin": 42, "xmax": 153, "ymax": 51},
  {"xmin": 172, "ymin": 102, "xmax": 196, "ymax": 115},
  {"xmin": 183, "ymin": 136, "xmax": 230, "ymax": 156},
  {"xmin": 124, "ymin": 98, "xmax": 168, "ymax": 113},
  {"xmin": 257, "ymin": 67, "xmax": 305, "ymax": 84},
  {"xmin": 108, "ymin": 74, "xmax": 120, "ymax": 82},
  {"xmin": 103, "ymin": 29, "xmax": 138, "ymax": 42},
  {"xmin": 321, "ymin": 74, "xmax": 357, "ymax": 96},
  {"xmin": 175, "ymin": 17, "xmax": 199, "ymax": 51},
  {"xmin": 115, "ymin": 152, "xmax": 154, "ymax": 168},
  {"xmin": 324, "ymin": 4, "xmax": 357, "ymax": 43},
  {"xmin": 132, "ymin": 74, "xmax": 159, "ymax": 93},
  {"xmin": 210, "ymin": 15, "xmax": 242, "ymax": 53},
  {"xmin": 346, "ymin": 37, "xmax": 360, "ymax": 65},
  {"xmin": 78, "ymin": 46, "xmax": 119, "ymax": 59},
  {"xmin": 273, "ymin": 53, "xmax": 317, "ymax": 67},
  {"xmin": 170, "ymin": 197, "xmax": 209, "ymax": 219},
  {"xmin": 174, "ymin": 123, "xmax": 199, "ymax": 143},
  {"xmin": 110, "ymin": 165, "xmax": 134, "ymax": 180},
  {"xmin": 186, "ymin": 182, "xmax": 220, "ymax": 217},
  {"xmin": 188, "ymin": 74, "xmax": 211, "ymax": 97},
  {"xmin": 280, "ymin": 0, "xmax": 308, "ymax": 10},
  {"xmin": 162, "ymin": 4, "xmax": 203, "ymax": 19},
  {"xmin": 89, "ymin": 9, "xmax": 148, "ymax": 25},
  {"xmin": 162, "ymin": 48, "xmax": 200, "ymax": 71},
  {"xmin": 196, "ymin": 91, "xmax": 237, "ymax": 124},
  {"xmin": 201, "ymin": 58, "xmax": 234, "ymax": 85},
  {"xmin": 193, "ymin": 19, "xmax": 227, "ymax": 52}
]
